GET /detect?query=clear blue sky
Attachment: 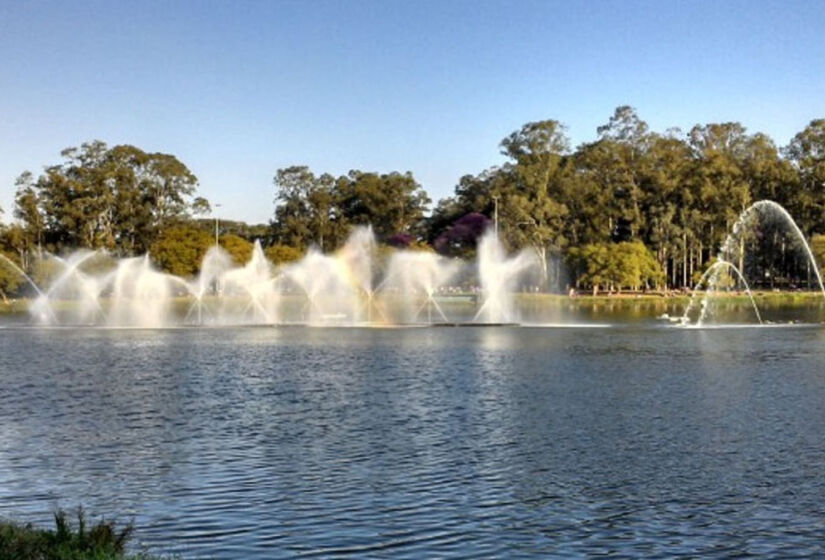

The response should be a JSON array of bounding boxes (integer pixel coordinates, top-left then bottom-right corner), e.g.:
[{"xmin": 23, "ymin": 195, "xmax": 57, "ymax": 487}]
[{"xmin": 1, "ymin": 0, "xmax": 824, "ymax": 224}]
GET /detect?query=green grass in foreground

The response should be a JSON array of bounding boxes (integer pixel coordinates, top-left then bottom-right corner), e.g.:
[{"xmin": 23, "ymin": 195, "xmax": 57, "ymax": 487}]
[{"xmin": 0, "ymin": 509, "xmax": 170, "ymax": 560}]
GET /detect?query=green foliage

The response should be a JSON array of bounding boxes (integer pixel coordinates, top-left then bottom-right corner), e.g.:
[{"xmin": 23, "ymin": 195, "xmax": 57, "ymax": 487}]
[
  {"xmin": 196, "ymin": 219, "xmax": 268, "ymax": 241},
  {"xmin": 8, "ymin": 108, "xmax": 825, "ymax": 293},
  {"xmin": 692, "ymin": 258, "xmax": 737, "ymax": 290},
  {"xmin": 498, "ymin": 120, "xmax": 571, "ymax": 279},
  {"xmin": 337, "ymin": 170, "xmax": 430, "ymax": 239},
  {"xmin": 567, "ymin": 244, "xmax": 610, "ymax": 294},
  {"xmin": 428, "ymin": 106, "xmax": 825, "ymax": 290},
  {"xmin": 271, "ymin": 166, "xmax": 430, "ymax": 250},
  {"xmin": 264, "ymin": 244, "xmax": 303, "ymax": 265},
  {"xmin": 29, "ymin": 257, "xmax": 64, "ymax": 293},
  {"xmin": 785, "ymin": 119, "xmax": 825, "ymax": 235},
  {"xmin": 0, "ymin": 508, "xmax": 159, "ymax": 560},
  {"xmin": 0, "ymin": 249, "xmax": 25, "ymax": 300},
  {"xmin": 271, "ymin": 166, "xmax": 346, "ymax": 251},
  {"xmin": 13, "ymin": 141, "xmax": 206, "ymax": 255},
  {"xmin": 613, "ymin": 241, "xmax": 666, "ymax": 289},
  {"xmin": 150, "ymin": 225, "xmax": 213, "ymax": 277},
  {"xmin": 219, "ymin": 234, "xmax": 253, "ymax": 265},
  {"xmin": 567, "ymin": 241, "xmax": 664, "ymax": 294}
]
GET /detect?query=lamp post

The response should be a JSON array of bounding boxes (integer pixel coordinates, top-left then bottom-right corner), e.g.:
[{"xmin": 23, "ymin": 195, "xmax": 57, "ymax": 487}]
[{"xmin": 214, "ymin": 203, "xmax": 222, "ymax": 246}]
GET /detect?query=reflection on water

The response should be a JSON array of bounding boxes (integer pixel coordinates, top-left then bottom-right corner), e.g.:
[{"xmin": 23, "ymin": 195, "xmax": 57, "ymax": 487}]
[{"xmin": 2, "ymin": 326, "xmax": 825, "ymax": 557}]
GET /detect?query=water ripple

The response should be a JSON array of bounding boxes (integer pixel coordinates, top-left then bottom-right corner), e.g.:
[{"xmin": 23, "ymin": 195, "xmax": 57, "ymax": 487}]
[{"xmin": 2, "ymin": 326, "xmax": 825, "ymax": 557}]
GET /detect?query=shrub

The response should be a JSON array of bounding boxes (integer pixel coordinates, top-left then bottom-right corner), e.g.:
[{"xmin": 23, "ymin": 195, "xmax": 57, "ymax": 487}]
[{"xmin": 0, "ymin": 508, "xmax": 164, "ymax": 560}]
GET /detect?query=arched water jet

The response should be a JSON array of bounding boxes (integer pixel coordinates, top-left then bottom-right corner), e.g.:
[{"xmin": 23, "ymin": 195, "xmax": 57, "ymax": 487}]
[
  {"xmin": 38, "ymin": 251, "xmax": 109, "ymax": 324},
  {"xmin": 683, "ymin": 200, "xmax": 823, "ymax": 326},
  {"xmin": 42, "ymin": 251, "xmax": 102, "ymax": 298},
  {"xmin": 721, "ymin": 200, "xmax": 825, "ymax": 297},
  {"xmin": 0, "ymin": 253, "xmax": 58, "ymax": 324},
  {"xmin": 0, "ymin": 253, "xmax": 48, "ymax": 300},
  {"xmin": 682, "ymin": 260, "xmax": 762, "ymax": 326}
]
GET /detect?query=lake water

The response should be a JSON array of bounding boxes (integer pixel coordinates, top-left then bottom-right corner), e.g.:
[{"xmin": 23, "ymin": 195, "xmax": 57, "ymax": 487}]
[{"xmin": 2, "ymin": 325, "xmax": 825, "ymax": 557}]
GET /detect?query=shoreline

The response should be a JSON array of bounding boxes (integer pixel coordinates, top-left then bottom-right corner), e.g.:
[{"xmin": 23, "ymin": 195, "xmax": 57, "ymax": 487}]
[{"xmin": 2, "ymin": 291, "xmax": 823, "ymax": 316}]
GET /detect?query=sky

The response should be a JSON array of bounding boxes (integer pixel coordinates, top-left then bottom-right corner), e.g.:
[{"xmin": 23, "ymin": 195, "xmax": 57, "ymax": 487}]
[{"xmin": 1, "ymin": 0, "xmax": 824, "ymax": 224}]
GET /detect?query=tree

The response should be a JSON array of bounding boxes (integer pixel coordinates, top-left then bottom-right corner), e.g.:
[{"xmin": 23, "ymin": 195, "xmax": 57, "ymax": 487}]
[
  {"xmin": 219, "ymin": 234, "xmax": 253, "ymax": 265},
  {"xmin": 611, "ymin": 241, "xmax": 665, "ymax": 290},
  {"xmin": 0, "ymin": 224, "xmax": 34, "ymax": 272},
  {"xmin": 567, "ymin": 243, "xmax": 611, "ymax": 295},
  {"xmin": 149, "ymin": 225, "xmax": 213, "ymax": 277},
  {"xmin": 585, "ymin": 106, "xmax": 651, "ymax": 242},
  {"xmin": 785, "ymin": 119, "xmax": 825, "ymax": 236},
  {"xmin": 14, "ymin": 141, "xmax": 204, "ymax": 254},
  {"xmin": 263, "ymin": 110, "xmax": 825, "ymax": 292},
  {"xmin": 597, "ymin": 105, "xmax": 650, "ymax": 144},
  {"xmin": 271, "ymin": 166, "xmax": 345, "ymax": 251},
  {"xmin": 195, "ymin": 218, "xmax": 268, "ymax": 242},
  {"xmin": 434, "ymin": 212, "xmax": 491, "ymax": 257},
  {"xmin": 264, "ymin": 244, "xmax": 303, "ymax": 266},
  {"xmin": 567, "ymin": 107, "xmax": 655, "ymax": 249},
  {"xmin": 337, "ymin": 170, "xmax": 430, "ymax": 239},
  {"xmin": 13, "ymin": 171, "xmax": 45, "ymax": 260},
  {"xmin": 0, "ymin": 211, "xmax": 29, "ymax": 299},
  {"xmin": 686, "ymin": 123, "xmax": 752, "ymax": 280},
  {"xmin": 689, "ymin": 122, "xmax": 752, "ymax": 234},
  {"xmin": 425, "ymin": 167, "xmax": 508, "ymax": 246},
  {"xmin": 567, "ymin": 241, "xmax": 663, "ymax": 294},
  {"xmin": 562, "ymin": 153, "xmax": 614, "ymax": 246},
  {"xmin": 0, "ymin": 249, "xmax": 25, "ymax": 301},
  {"xmin": 496, "ymin": 120, "xmax": 572, "ymax": 281},
  {"xmin": 744, "ymin": 133, "xmax": 796, "ymax": 205},
  {"xmin": 637, "ymin": 132, "xmax": 694, "ymax": 287}
]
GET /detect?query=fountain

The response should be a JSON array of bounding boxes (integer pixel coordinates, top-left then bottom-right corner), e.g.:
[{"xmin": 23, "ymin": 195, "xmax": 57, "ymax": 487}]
[
  {"xmin": 31, "ymin": 251, "xmax": 110, "ymax": 325},
  {"xmin": 107, "ymin": 256, "xmax": 177, "ymax": 328},
  {"xmin": 1, "ymin": 225, "xmax": 538, "ymax": 328},
  {"xmin": 682, "ymin": 200, "xmax": 824, "ymax": 326},
  {"xmin": 474, "ymin": 230, "xmax": 537, "ymax": 324},
  {"xmin": 187, "ymin": 245, "xmax": 233, "ymax": 324},
  {"xmin": 720, "ymin": 200, "xmax": 825, "ymax": 297},
  {"xmin": 9, "ymin": 201, "xmax": 819, "ymax": 329},
  {"xmin": 206, "ymin": 242, "xmax": 279, "ymax": 325},
  {"xmin": 283, "ymin": 249, "xmax": 359, "ymax": 324},
  {"xmin": 381, "ymin": 251, "xmax": 461, "ymax": 323},
  {"xmin": 681, "ymin": 260, "xmax": 762, "ymax": 326},
  {"xmin": 0, "ymin": 253, "xmax": 53, "ymax": 310}
]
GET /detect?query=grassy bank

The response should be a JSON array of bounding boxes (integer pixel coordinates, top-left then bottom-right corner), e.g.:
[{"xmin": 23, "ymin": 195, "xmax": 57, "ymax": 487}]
[
  {"xmin": 0, "ymin": 509, "xmax": 168, "ymax": 560},
  {"xmin": 2, "ymin": 291, "xmax": 823, "ymax": 321},
  {"xmin": 0, "ymin": 298, "xmax": 32, "ymax": 315},
  {"xmin": 517, "ymin": 291, "xmax": 825, "ymax": 306}
]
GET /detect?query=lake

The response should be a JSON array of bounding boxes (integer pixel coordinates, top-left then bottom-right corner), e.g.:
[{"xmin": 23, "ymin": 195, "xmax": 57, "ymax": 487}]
[{"xmin": 2, "ymin": 325, "xmax": 825, "ymax": 557}]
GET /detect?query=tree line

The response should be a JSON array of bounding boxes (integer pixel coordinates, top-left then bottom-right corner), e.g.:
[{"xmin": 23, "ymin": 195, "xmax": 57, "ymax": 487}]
[
  {"xmin": 3, "ymin": 106, "xmax": 825, "ymax": 298},
  {"xmin": 429, "ymin": 107, "xmax": 825, "ymax": 292}
]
